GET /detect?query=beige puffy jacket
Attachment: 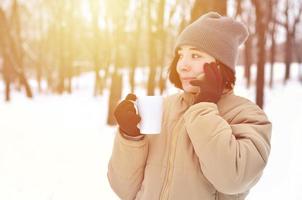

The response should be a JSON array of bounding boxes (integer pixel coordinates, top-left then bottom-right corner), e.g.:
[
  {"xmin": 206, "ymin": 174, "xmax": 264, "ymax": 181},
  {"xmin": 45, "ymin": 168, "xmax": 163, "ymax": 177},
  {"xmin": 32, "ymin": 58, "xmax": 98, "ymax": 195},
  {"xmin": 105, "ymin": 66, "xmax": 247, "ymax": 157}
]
[{"xmin": 108, "ymin": 90, "xmax": 272, "ymax": 200}]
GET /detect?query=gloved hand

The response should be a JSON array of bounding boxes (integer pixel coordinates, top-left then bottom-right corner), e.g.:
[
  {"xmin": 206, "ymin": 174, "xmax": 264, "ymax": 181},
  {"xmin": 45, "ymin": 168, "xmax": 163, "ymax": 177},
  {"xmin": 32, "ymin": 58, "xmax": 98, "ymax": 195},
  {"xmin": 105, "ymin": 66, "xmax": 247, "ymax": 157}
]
[
  {"xmin": 189, "ymin": 62, "xmax": 224, "ymax": 104},
  {"xmin": 114, "ymin": 93, "xmax": 141, "ymax": 137}
]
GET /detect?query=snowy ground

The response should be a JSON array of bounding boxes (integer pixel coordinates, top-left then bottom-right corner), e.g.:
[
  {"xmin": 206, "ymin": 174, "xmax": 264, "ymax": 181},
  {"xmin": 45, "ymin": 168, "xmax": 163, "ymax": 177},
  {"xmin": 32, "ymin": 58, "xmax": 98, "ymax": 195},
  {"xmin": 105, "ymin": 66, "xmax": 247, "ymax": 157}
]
[{"xmin": 0, "ymin": 63, "xmax": 302, "ymax": 200}]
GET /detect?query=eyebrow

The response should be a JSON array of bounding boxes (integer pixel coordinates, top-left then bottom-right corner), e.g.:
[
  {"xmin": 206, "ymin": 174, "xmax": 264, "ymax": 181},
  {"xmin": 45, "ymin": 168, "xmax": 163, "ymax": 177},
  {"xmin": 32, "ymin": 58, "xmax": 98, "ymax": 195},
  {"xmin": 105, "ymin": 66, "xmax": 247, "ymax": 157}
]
[
  {"xmin": 178, "ymin": 47, "xmax": 198, "ymax": 51},
  {"xmin": 188, "ymin": 47, "xmax": 199, "ymax": 51}
]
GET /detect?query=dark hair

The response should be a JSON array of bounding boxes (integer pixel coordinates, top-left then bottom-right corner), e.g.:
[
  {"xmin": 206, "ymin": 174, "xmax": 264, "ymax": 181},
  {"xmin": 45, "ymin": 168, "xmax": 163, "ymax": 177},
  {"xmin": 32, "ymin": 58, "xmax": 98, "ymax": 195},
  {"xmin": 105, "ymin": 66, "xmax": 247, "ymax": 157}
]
[{"xmin": 168, "ymin": 55, "xmax": 236, "ymax": 90}]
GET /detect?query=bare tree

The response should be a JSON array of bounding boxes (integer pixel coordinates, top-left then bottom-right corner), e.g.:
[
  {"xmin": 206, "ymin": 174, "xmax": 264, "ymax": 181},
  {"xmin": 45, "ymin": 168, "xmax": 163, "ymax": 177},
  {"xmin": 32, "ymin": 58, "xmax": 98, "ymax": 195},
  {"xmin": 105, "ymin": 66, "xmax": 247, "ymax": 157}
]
[
  {"xmin": 106, "ymin": 0, "xmax": 130, "ymax": 125},
  {"xmin": 234, "ymin": 0, "xmax": 255, "ymax": 89},
  {"xmin": 0, "ymin": 3, "xmax": 33, "ymax": 101},
  {"xmin": 52, "ymin": 1, "xmax": 66, "ymax": 94},
  {"xmin": 295, "ymin": 39, "xmax": 302, "ymax": 82},
  {"xmin": 10, "ymin": 0, "xmax": 33, "ymax": 98},
  {"xmin": 89, "ymin": 0, "xmax": 102, "ymax": 96},
  {"xmin": 34, "ymin": 2, "xmax": 43, "ymax": 93},
  {"xmin": 159, "ymin": 0, "xmax": 179, "ymax": 94},
  {"xmin": 268, "ymin": 0, "xmax": 278, "ymax": 88},
  {"xmin": 0, "ymin": 7, "xmax": 12, "ymax": 101},
  {"xmin": 251, "ymin": 0, "xmax": 270, "ymax": 108},
  {"xmin": 154, "ymin": 0, "xmax": 166, "ymax": 95},
  {"xmin": 65, "ymin": 0, "xmax": 76, "ymax": 94},
  {"xmin": 55, "ymin": 0, "xmax": 77, "ymax": 94},
  {"xmin": 276, "ymin": 0, "xmax": 302, "ymax": 84},
  {"xmin": 127, "ymin": 0, "xmax": 143, "ymax": 93},
  {"xmin": 146, "ymin": 0, "xmax": 157, "ymax": 95},
  {"xmin": 191, "ymin": 0, "xmax": 227, "ymax": 22}
]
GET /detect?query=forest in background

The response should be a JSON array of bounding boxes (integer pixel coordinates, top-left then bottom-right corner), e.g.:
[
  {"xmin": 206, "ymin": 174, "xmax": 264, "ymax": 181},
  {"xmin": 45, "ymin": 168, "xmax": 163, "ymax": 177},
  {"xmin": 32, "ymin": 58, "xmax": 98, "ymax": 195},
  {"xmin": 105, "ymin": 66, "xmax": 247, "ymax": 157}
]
[{"xmin": 0, "ymin": 0, "xmax": 302, "ymax": 125}]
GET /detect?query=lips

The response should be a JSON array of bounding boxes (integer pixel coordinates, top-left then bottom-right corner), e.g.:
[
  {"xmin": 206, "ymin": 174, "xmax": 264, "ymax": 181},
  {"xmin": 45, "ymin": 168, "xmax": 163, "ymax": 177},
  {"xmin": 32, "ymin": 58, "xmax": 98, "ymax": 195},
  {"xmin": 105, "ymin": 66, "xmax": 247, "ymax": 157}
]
[{"xmin": 180, "ymin": 77, "xmax": 195, "ymax": 81}]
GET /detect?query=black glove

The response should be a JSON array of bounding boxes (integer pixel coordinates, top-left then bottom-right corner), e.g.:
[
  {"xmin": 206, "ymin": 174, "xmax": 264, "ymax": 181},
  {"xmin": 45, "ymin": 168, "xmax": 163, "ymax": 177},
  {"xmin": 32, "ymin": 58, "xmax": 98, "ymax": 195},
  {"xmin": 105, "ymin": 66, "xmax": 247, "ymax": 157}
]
[
  {"xmin": 114, "ymin": 93, "xmax": 141, "ymax": 137},
  {"xmin": 189, "ymin": 62, "xmax": 224, "ymax": 104}
]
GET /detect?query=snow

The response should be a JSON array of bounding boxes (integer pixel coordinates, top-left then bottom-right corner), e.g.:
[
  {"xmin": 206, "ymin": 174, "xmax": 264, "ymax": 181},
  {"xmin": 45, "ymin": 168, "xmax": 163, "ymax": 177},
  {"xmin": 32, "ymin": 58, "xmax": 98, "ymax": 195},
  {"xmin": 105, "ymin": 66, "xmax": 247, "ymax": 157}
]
[{"xmin": 0, "ymin": 63, "xmax": 302, "ymax": 200}]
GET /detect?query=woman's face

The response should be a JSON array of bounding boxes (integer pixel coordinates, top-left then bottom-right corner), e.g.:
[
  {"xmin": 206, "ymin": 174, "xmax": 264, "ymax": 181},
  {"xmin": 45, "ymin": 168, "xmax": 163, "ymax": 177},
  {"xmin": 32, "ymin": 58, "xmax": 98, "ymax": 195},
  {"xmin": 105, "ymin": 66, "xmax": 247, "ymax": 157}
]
[{"xmin": 176, "ymin": 45, "xmax": 215, "ymax": 93}]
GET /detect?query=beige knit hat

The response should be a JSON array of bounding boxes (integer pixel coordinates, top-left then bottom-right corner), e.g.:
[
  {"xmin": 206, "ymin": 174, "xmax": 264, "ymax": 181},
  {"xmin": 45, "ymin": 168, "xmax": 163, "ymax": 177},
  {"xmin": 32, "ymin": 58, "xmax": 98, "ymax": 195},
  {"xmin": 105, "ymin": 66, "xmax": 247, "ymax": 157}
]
[{"xmin": 174, "ymin": 12, "xmax": 249, "ymax": 72}]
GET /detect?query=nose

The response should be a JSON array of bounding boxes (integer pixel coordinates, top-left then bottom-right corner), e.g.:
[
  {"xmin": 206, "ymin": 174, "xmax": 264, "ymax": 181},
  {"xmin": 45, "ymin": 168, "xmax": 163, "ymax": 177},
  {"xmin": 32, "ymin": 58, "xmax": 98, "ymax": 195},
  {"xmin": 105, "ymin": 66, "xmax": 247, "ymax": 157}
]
[
  {"xmin": 179, "ymin": 65, "xmax": 191, "ymax": 72},
  {"xmin": 178, "ymin": 57, "xmax": 192, "ymax": 72}
]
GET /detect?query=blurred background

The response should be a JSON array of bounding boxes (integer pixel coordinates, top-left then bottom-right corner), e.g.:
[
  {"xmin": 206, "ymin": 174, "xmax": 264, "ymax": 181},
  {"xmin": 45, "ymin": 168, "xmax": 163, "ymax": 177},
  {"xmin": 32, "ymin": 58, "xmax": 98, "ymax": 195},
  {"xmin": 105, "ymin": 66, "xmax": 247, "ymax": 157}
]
[{"xmin": 0, "ymin": 0, "xmax": 302, "ymax": 199}]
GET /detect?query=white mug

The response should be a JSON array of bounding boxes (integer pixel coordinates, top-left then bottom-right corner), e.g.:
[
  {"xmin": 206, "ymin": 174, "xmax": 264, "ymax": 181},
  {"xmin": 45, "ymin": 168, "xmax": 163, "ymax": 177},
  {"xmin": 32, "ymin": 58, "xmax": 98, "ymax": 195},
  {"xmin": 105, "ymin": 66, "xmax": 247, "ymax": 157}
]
[{"xmin": 136, "ymin": 96, "xmax": 163, "ymax": 134}]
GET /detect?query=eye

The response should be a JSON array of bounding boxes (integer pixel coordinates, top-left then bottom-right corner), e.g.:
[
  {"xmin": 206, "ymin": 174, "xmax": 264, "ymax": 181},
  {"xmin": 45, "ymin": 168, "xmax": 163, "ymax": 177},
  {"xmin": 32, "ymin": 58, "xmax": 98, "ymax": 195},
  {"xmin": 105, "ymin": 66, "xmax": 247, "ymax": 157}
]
[
  {"xmin": 192, "ymin": 53, "xmax": 201, "ymax": 59},
  {"xmin": 178, "ymin": 52, "xmax": 183, "ymax": 59}
]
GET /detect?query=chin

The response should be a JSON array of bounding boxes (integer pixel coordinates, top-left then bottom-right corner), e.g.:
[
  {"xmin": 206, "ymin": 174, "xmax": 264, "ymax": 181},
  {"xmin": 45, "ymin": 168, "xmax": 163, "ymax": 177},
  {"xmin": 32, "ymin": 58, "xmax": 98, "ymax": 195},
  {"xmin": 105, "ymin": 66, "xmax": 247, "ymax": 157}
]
[{"xmin": 183, "ymin": 85, "xmax": 199, "ymax": 94}]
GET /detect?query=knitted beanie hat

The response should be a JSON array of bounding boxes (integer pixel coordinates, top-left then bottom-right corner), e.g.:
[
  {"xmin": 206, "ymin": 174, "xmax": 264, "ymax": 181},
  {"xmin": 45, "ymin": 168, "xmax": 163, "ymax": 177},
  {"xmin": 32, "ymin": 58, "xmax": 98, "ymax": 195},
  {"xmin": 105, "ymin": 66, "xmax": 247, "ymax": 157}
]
[{"xmin": 174, "ymin": 12, "xmax": 249, "ymax": 72}]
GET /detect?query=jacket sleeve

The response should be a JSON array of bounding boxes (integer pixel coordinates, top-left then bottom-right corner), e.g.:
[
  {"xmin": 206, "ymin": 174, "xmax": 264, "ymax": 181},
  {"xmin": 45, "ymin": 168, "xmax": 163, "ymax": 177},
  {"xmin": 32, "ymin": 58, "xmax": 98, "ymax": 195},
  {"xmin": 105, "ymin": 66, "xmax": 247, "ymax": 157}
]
[
  {"xmin": 183, "ymin": 101, "xmax": 272, "ymax": 194},
  {"xmin": 107, "ymin": 130, "xmax": 148, "ymax": 199}
]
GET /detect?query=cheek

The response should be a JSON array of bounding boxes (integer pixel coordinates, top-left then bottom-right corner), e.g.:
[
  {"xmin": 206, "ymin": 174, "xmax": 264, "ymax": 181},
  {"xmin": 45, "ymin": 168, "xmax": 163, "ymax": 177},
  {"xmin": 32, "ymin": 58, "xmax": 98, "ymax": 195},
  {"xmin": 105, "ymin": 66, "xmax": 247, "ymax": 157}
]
[
  {"xmin": 192, "ymin": 57, "xmax": 216, "ymax": 73},
  {"xmin": 191, "ymin": 62, "xmax": 205, "ymax": 74},
  {"xmin": 182, "ymin": 81, "xmax": 199, "ymax": 93}
]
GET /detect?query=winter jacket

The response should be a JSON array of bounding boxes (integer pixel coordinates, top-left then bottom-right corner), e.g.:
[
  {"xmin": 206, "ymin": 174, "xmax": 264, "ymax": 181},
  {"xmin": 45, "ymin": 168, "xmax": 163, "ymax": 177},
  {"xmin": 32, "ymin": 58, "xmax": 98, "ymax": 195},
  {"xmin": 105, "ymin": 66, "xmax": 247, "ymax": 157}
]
[{"xmin": 107, "ymin": 90, "xmax": 272, "ymax": 200}]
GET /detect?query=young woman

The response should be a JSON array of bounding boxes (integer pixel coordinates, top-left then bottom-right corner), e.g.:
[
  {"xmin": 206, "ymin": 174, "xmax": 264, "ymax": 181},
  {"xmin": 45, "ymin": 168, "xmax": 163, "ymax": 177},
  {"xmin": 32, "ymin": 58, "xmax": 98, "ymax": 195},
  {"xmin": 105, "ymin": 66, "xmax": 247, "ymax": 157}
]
[{"xmin": 108, "ymin": 12, "xmax": 272, "ymax": 200}]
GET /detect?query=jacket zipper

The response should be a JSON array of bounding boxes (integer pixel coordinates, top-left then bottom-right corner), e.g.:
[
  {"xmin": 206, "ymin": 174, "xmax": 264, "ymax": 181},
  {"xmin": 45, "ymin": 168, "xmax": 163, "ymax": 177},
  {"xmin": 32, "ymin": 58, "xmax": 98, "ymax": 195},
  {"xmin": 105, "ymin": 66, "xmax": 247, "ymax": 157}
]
[{"xmin": 160, "ymin": 118, "xmax": 182, "ymax": 200}]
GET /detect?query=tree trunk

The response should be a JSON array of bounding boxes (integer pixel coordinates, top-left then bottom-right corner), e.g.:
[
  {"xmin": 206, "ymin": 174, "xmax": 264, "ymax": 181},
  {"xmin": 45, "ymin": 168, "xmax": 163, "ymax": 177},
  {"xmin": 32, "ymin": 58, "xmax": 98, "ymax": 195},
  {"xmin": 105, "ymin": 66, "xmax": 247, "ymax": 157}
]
[
  {"xmin": 299, "ymin": 65, "xmax": 302, "ymax": 83},
  {"xmin": 19, "ymin": 72, "xmax": 33, "ymax": 98},
  {"xmin": 147, "ymin": 1, "xmax": 156, "ymax": 95},
  {"xmin": 36, "ymin": 7, "xmax": 44, "ymax": 93},
  {"xmin": 5, "ymin": 79, "xmax": 11, "ymax": 101},
  {"xmin": 11, "ymin": 0, "xmax": 33, "ymax": 98},
  {"xmin": 36, "ymin": 61, "xmax": 42, "ymax": 93},
  {"xmin": 269, "ymin": 22, "xmax": 276, "ymax": 88},
  {"xmin": 129, "ymin": 27, "xmax": 140, "ymax": 93},
  {"xmin": 157, "ymin": 0, "xmax": 167, "ymax": 95},
  {"xmin": 57, "ymin": 40, "xmax": 66, "ymax": 94},
  {"xmin": 90, "ymin": 0, "xmax": 102, "ymax": 96},
  {"xmin": 107, "ymin": 15, "xmax": 124, "ymax": 125},
  {"xmin": 244, "ymin": 36, "xmax": 252, "ymax": 89},
  {"xmin": 253, "ymin": 0, "xmax": 267, "ymax": 109},
  {"xmin": 283, "ymin": 0, "xmax": 292, "ymax": 84},
  {"xmin": 191, "ymin": 0, "xmax": 227, "ymax": 22},
  {"xmin": 56, "ymin": 3, "xmax": 66, "ymax": 94},
  {"xmin": 268, "ymin": 0, "xmax": 277, "ymax": 89},
  {"xmin": 284, "ymin": 33, "xmax": 292, "ymax": 83},
  {"xmin": 129, "ymin": 56, "xmax": 137, "ymax": 93},
  {"xmin": 3, "ymin": 57, "xmax": 12, "ymax": 101},
  {"xmin": 107, "ymin": 71, "xmax": 122, "ymax": 125}
]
